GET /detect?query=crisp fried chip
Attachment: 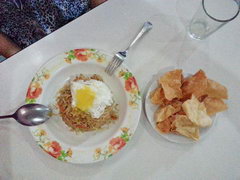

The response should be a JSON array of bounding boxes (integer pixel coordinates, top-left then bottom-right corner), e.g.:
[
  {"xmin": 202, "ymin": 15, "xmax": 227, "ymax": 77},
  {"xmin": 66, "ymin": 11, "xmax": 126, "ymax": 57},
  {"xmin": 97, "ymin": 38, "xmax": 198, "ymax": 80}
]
[
  {"xmin": 206, "ymin": 79, "xmax": 228, "ymax": 99},
  {"xmin": 158, "ymin": 97, "xmax": 176, "ymax": 108},
  {"xmin": 182, "ymin": 70, "xmax": 207, "ymax": 99},
  {"xmin": 154, "ymin": 105, "xmax": 178, "ymax": 123},
  {"xmin": 150, "ymin": 88, "xmax": 182, "ymax": 108},
  {"xmin": 175, "ymin": 109, "xmax": 186, "ymax": 115},
  {"xmin": 170, "ymin": 100, "xmax": 182, "ymax": 112},
  {"xmin": 204, "ymin": 97, "xmax": 228, "ymax": 116},
  {"xmin": 198, "ymin": 95, "xmax": 208, "ymax": 102},
  {"xmin": 150, "ymin": 87, "xmax": 165, "ymax": 105},
  {"xmin": 156, "ymin": 116, "xmax": 175, "ymax": 133},
  {"xmin": 182, "ymin": 95, "xmax": 212, "ymax": 127},
  {"xmin": 172, "ymin": 115, "xmax": 199, "ymax": 141},
  {"xmin": 159, "ymin": 69, "xmax": 183, "ymax": 101}
]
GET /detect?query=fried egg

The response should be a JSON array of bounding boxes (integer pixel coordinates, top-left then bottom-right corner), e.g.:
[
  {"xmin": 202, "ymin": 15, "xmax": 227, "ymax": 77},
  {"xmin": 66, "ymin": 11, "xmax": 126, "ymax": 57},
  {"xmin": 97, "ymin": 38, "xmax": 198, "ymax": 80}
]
[{"xmin": 71, "ymin": 79, "xmax": 113, "ymax": 118}]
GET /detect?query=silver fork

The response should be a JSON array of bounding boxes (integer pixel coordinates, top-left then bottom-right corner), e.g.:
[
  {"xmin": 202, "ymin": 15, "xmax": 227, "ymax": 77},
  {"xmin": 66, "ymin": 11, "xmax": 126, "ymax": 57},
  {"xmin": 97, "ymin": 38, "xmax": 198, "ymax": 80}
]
[{"xmin": 105, "ymin": 21, "xmax": 153, "ymax": 75}]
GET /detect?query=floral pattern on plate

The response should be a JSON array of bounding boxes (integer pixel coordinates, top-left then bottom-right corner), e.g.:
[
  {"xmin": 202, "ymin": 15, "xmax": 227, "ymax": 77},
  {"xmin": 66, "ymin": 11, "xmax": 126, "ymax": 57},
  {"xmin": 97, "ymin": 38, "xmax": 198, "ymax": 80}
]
[
  {"xmin": 94, "ymin": 127, "xmax": 131, "ymax": 160},
  {"xmin": 64, "ymin": 49, "xmax": 106, "ymax": 63},
  {"xmin": 33, "ymin": 129, "xmax": 73, "ymax": 162},
  {"xmin": 119, "ymin": 70, "xmax": 141, "ymax": 108},
  {"xmin": 25, "ymin": 68, "xmax": 50, "ymax": 104}
]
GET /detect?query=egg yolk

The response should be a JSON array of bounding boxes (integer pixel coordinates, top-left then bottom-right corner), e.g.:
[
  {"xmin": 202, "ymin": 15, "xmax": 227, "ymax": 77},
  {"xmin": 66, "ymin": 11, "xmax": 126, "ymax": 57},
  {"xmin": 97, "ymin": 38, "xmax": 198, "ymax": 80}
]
[{"xmin": 75, "ymin": 86, "xmax": 96, "ymax": 111}]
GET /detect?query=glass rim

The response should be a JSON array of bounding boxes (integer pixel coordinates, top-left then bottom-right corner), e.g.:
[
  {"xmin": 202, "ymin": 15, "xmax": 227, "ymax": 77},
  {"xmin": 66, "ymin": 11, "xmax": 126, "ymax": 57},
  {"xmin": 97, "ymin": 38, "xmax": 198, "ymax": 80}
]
[{"xmin": 202, "ymin": 0, "xmax": 240, "ymax": 22}]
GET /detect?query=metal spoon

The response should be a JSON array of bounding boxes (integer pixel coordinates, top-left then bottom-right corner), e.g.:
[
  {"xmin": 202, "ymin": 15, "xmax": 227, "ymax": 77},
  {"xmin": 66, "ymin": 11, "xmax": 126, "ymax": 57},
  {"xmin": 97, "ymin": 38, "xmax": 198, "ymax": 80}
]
[{"xmin": 0, "ymin": 104, "xmax": 51, "ymax": 126}]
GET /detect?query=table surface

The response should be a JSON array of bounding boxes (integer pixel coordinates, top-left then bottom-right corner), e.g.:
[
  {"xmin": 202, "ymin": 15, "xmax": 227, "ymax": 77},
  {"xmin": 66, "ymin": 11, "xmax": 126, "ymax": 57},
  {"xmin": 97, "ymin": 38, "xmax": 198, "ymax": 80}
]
[{"xmin": 1, "ymin": 0, "xmax": 240, "ymax": 179}]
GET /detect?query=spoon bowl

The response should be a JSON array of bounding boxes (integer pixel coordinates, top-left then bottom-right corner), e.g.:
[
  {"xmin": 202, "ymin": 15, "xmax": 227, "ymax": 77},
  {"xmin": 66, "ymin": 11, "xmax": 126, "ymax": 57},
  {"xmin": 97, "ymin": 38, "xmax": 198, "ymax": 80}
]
[{"xmin": 0, "ymin": 104, "xmax": 51, "ymax": 126}]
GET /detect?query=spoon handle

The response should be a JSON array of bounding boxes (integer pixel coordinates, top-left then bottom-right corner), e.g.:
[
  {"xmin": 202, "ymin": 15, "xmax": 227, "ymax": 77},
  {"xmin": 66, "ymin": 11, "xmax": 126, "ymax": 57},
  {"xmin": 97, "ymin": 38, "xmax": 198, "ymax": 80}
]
[{"xmin": 0, "ymin": 114, "xmax": 13, "ymax": 119}]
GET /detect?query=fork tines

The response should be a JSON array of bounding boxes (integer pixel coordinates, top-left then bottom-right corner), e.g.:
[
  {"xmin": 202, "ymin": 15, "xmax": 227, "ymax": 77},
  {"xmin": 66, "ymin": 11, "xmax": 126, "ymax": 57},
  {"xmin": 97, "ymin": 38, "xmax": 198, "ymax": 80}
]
[{"xmin": 105, "ymin": 55, "xmax": 123, "ymax": 75}]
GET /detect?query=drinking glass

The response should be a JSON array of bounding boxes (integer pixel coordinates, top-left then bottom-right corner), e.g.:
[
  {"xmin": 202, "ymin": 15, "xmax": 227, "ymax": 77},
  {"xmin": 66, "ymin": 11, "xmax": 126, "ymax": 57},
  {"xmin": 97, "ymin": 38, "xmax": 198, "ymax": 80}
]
[{"xmin": 188, "ymin": 0, "xmax": 240, "ymax": 40}]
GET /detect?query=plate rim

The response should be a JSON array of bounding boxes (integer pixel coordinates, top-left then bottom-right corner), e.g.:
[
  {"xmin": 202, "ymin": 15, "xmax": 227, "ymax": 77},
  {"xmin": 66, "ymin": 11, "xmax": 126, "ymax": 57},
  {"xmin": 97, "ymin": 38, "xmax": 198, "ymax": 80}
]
[{"xmin": 25, "ymin": 48, "xmax": 142, "ymax": 164}]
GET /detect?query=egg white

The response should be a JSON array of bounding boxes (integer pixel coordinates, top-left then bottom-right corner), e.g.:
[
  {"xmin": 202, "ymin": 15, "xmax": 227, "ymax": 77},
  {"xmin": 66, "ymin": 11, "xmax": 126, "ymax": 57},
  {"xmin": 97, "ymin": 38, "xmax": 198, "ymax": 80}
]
[{"xmin": 71, "ymin": 79, "xmax": 113, "ymax": 118}]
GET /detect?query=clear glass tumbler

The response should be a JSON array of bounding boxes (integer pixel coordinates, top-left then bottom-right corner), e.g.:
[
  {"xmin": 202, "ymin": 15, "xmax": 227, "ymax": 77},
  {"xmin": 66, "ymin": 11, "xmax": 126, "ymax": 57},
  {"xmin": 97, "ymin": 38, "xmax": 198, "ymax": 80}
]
[{"xmin": 188, "ymin": 0, "xmax": 240, "ymax": 40}]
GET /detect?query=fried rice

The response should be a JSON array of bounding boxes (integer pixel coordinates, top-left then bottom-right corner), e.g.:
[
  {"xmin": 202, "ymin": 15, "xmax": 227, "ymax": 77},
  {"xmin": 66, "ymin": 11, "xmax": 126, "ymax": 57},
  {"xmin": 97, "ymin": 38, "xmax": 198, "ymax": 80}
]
[{"xmin": 57, "ymin": 74, "xmax": 118, "ymax": 132}]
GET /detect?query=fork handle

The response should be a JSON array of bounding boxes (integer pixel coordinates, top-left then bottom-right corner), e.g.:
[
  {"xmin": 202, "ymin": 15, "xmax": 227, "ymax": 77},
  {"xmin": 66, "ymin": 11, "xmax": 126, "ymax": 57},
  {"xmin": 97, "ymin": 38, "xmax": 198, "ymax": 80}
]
[{"xmin": 126, "ymin": 21, "xmax": 153, "ymax": 52}]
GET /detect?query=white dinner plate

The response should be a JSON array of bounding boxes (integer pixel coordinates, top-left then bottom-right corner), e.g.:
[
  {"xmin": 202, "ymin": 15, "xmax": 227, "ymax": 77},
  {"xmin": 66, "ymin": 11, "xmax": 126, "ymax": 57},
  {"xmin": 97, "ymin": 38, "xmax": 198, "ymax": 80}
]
[
  {"xmin": 144, "ymin": 67, "xmax": 216, "ymax": 144},
  {"xmin": 25, "ymin": 49, "xmax": 142, "ymax": 163}
]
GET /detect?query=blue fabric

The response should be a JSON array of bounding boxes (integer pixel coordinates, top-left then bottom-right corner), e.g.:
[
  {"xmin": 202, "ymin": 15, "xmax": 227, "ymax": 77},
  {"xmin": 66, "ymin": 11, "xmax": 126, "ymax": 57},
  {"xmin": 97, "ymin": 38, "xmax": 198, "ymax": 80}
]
[
  {"xmin": 0, "ymin": 0, "xmax": 89, "ymax": 48},
  {"xmin": 0, "ymin": 56, "xmax": 6, "ymax": 62}
]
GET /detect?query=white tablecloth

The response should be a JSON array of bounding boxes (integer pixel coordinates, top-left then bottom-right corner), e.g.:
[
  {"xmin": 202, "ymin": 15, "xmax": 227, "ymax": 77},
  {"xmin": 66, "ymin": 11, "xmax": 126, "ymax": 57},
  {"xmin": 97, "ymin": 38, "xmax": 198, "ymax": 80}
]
[{"xmin": 0, "ymin": 0, "xmax": 240, "ymax": 179}]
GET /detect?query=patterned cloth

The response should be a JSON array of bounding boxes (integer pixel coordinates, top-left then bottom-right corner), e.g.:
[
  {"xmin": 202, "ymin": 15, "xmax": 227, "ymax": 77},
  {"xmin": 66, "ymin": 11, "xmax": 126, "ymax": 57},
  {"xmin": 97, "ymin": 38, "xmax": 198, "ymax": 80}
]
[{"xmin": 0, "ymin": 0, "xmax": 89, "ymax": 48}]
